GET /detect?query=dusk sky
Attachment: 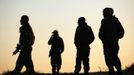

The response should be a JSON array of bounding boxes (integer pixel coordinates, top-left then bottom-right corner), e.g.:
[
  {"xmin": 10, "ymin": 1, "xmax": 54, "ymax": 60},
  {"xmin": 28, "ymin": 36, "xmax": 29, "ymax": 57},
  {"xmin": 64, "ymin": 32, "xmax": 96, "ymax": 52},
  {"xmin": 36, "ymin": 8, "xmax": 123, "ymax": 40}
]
[{"xmin": 0, "ymin": 0, "xmax": 134, "ymax": 73}]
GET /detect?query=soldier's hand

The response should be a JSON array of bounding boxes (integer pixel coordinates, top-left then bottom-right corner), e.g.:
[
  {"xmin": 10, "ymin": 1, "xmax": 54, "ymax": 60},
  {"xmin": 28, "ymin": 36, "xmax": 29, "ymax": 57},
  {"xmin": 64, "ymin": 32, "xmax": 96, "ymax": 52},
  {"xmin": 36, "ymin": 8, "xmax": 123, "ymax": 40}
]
[
  {"xmin": 12, "ymin": 52, "xmax": 15, "ymax": 56},
  {"xmin": 13, "ymin": 44, "xmax": 21, "ymax": 56},
  {"xmin": 12, "ymin": 50, "xmax": 17, "ymax": 56},
  {"xmin": 12, "ymin": 52, "xmax": 16, "ymax": 56}
]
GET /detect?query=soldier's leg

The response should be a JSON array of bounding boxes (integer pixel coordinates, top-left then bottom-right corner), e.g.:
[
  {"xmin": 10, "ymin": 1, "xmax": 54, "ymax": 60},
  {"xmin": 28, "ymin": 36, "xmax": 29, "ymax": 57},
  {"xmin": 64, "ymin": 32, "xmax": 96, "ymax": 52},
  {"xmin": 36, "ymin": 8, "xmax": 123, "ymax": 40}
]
[
  {"xmin": 74, "ymin": 56, "xmax": 82, "ymax": 75},
  {"xmin": 57, "ymin": 56, "xmax": 62, "ymax": 74},
  {"xmin": 57, "ymin": 65, "xmax": 61, "ymax": 74},
  {"xmin": 24, "ymin": 46, "xmax": 34, "ymax": 74},
  {"xmin": 104, "ymin": 43, "xmax": 115, "ymax": 75},
  {"xmin": 107, "ymin": 64, "xmax": 115, "ymax": 75},
  {"xmin": 25, "ymin": 56, "xmax": 34, "ymax": 75},
  {"xmin": 83, "ymin": 49, "xmax": 90, "ymax": 75},
  {"xmin": 52, "ymin": 64, "xmax": 56, "ymax": 75},
  {"xmin": 113, "ymin": 43, "xmax": 122, "ymax": 75},
  {"xmin": 12, "ymin": 56, "xmax": 23, "ymax": 75},
  {"xmin": 51, "ymin": 57, "xmax": 56, "ymax": 75},
  {"xmin": 104, "ymin": 54, "xmax": 115, "ymax": 75},
  {"xmin": 114, "ymin": 55, "xmax": 122, "ymax": 75},
  {"xmin": 83, "ymin": 57, "xmax": 89, "ymax": 75}
]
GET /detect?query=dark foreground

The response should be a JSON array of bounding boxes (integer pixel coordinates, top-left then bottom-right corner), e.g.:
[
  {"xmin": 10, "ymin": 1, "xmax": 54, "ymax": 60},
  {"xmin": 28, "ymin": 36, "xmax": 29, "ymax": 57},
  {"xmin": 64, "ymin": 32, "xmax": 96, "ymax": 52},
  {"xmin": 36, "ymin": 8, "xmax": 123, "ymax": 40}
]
[
  {"xmin": 1, "ymin": 71, "xmax": 134, "ymax": 75},
  {"xmin": 1, "ymin": 64, "xmax": 134, "ymax": 75}
]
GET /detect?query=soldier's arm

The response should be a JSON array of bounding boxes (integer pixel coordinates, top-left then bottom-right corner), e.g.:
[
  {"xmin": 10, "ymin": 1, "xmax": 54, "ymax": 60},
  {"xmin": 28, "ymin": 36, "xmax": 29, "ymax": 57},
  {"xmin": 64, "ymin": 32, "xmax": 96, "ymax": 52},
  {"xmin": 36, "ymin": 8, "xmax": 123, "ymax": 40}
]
[
  {"xmin": 60, "ymin": 38, "xmax": 64, "ymax": 54},
  {"xmin": 48, "ymin": 50, "xmax": 52, "ymax": 57},
  {"xmin": 48, "ymin": 36, "xmax": 53, "ymax": 45},
  {"xmin": 89, "ymin": 27, "xmax": 95, "ymax": 44},
  {"xmin": 74, "ymin": 27, "xmax": 79, "ymax": 47},
  {"xmin": 13, "ymin": 27, "xmax": 22, "ymax": 55},
  {"xmin": 13, "ymin": 44, "xmax": 21, "ymax": 55},
  {"xmin": 99, "ymin": 20, "xmax": 105, "ymax": 40}
]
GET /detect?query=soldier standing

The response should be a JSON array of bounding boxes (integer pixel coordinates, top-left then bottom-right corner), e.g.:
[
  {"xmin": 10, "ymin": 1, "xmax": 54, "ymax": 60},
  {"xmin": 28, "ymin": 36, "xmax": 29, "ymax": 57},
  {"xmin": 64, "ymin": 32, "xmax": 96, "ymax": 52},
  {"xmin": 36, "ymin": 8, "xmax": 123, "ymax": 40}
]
[
  {"xmin": 74, "ymin": 17, "xmax": 95, "ymax": 75},
  {"xmin": 48, "ymin": 30, "xmax": 64, "ymax": 75},
  {"xmin": 99, "ymin": 8, "xmax": 124, "ymax": 75}
]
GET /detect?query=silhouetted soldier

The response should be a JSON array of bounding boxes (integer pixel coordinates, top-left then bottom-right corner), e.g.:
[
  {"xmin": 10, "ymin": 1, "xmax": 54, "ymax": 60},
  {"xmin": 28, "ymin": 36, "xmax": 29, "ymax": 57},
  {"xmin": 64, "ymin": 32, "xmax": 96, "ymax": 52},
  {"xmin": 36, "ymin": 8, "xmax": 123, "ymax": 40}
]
[
  {"xmin": 74, "ymin": 17, "xmax": 95, "ymax": 75},
  {"xmin": 12, "ymin": 15, "xmax": 35, "ymax": 75},
  {"xmin": 99, "ymin": 8, "xmax": 124, "ymax": 75},
  {"xmin": 48, "ymin": 30, "xmax": 64, "ymax": 75}
]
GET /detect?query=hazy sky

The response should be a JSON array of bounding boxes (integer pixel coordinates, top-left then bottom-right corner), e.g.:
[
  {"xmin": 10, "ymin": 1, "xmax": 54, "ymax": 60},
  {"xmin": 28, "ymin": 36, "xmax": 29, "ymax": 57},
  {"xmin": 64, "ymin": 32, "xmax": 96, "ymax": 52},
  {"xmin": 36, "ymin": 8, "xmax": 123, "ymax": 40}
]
[{"xmin": 0, "ymin": 0, "xmax": 134, "ymax": 73}]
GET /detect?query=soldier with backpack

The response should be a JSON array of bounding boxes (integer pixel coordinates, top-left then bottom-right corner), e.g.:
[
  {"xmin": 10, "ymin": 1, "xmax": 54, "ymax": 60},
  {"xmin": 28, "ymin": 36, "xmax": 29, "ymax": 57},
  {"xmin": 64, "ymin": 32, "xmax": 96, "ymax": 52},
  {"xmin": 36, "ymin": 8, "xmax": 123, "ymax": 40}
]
[{"xmin": 99, "ymin": 8, "xmax": 125, "ymax": 75}]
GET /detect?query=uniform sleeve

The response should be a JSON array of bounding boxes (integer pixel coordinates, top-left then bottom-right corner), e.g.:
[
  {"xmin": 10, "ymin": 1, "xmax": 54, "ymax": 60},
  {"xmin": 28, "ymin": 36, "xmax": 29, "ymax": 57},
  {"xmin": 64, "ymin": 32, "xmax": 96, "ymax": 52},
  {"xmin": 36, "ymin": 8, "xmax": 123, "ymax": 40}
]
[
  {"xmin": 88, "ymin": 26, "xmax": 95, "ymax": 44},
  {"xmin": 60, "ymin": 38, "xmax": 64, "ymax": 53},
  {"xmin": 74, "ymin": 27, "xmax": 79, "ymax": 47},
  {"xmin": 48, "ymin": 37, "xmax": 53, "ymax": 45},
  {"xmin": 19, "ymin": 27, "xmax": 23, "ymax": 45},
  {"xmin": 99, "ymin": 20, "xmax": 105, "ymax": 40}
]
